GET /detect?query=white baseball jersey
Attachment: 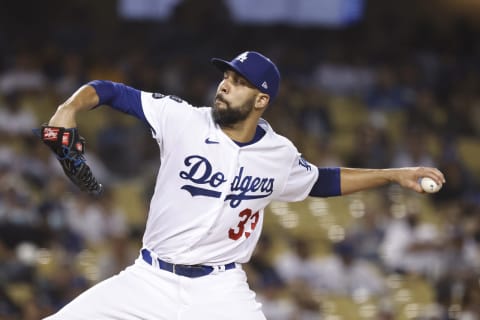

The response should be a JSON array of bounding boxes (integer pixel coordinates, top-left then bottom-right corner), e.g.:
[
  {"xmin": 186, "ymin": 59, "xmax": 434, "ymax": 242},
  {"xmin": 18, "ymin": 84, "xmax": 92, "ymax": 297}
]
[
  {"xmin": 140, "ymin": 92, "xmax": 319, "ymax": 265},
  {"xmin": 43, "ymin": 84, "xmax": 319, "ymax": 320}
]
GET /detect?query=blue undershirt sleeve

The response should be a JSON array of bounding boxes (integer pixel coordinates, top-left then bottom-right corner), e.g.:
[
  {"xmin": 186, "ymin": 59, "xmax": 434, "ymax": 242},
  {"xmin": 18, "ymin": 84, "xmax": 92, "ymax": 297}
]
[
  {"xmin": 87, "ymin": 80, "xmax": 148, "ymax": 125},
  {"xmin": 309, "ymin": 167, "xmax": 342, "ymax": 197}
]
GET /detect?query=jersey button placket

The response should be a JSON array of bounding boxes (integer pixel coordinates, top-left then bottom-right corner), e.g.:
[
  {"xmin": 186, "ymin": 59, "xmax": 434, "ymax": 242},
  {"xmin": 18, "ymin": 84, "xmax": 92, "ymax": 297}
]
[
  {"xmin": 224, "ymin": 148, "xmax": 241, "ymax": 204},
  {"xmin": 184, "ymin": 145, "xmax": 238, "ymax": 251},
  {"xmin": 204, "ymin": 148, "xmax": 240, "ymax": 235}
]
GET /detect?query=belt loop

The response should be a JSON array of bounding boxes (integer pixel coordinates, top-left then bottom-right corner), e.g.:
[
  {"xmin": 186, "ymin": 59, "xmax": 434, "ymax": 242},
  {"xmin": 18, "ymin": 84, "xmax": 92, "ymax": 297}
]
[
  {"xmin": 211, "ymin": 265, "xmax": 226, "ymax": 275},
  {"xmin": 149, "ymin": 250, "xmax": 159, "ymax": 269},
  {"xmin": 210, "ymin": 265, "xmax": 219, "ymax": 275}
]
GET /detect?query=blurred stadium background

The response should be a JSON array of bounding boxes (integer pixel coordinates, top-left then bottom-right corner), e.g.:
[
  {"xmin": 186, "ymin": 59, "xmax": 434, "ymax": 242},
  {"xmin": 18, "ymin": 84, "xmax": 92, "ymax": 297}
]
[{"xmin": 1, "ymin": 0, "xmax": 480, "ymax": 319}]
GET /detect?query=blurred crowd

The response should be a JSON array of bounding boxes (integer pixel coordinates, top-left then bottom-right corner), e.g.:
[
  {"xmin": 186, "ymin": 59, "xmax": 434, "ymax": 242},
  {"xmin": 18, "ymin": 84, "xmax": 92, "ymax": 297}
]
[{"xmin": 1, "ymin": 0, "xmax": 480, "ymax": 319}]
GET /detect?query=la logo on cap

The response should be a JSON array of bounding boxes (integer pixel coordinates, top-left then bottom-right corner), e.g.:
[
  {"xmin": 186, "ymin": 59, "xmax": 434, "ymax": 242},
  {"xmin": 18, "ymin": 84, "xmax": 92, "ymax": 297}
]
[
  {"xmin": 237, "ymin": 52, "xmax": 249, "ymax": 63},
  {"xmin": 211, "ymin": 50, "xmax": 281, "ymax": 101}
]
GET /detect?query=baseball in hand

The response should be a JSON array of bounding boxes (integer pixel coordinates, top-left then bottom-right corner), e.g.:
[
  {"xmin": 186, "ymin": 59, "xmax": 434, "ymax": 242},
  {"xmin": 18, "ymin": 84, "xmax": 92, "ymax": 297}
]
[{"xmin": 420, "ymin": 177, "xmax": 442, "ymax": 193}]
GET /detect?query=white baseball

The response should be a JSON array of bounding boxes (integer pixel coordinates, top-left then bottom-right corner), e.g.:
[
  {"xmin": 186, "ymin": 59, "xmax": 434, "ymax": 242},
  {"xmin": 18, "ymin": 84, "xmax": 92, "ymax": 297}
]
[{"xmin": 420, "ymin": 177, "xmax": 442, "ymax": 193}]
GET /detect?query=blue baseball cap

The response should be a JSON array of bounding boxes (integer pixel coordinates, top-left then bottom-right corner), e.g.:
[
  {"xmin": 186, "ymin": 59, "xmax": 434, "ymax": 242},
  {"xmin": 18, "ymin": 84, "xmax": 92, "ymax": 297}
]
[{"xmin": 211, "ymin": 51, "xmax": 281, "ymax": 101}]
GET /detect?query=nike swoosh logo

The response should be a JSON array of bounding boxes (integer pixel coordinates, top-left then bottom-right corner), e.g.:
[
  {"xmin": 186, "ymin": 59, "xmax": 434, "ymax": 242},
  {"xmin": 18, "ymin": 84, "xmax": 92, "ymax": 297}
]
[{"xmin": 205, "ymin": 138, "xmax": 219, "ymax": 144}]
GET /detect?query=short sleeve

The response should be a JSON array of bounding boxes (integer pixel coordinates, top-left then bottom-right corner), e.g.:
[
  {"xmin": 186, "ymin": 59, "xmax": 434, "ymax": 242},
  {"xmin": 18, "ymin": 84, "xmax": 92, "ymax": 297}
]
[
  {"xmin": 140, "ymin": 92, "xmax": 195, "ymax": 140},
  {"xmin": 276, "ymin": 154, "xmax": 319, "ymax": 202}
]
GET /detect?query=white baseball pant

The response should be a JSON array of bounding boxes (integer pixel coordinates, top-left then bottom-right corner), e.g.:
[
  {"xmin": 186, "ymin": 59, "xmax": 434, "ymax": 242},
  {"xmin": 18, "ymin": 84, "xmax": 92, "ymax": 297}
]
[{"xmin": 43, "ymin": 256, "xmax": 266, "ymax": 320}]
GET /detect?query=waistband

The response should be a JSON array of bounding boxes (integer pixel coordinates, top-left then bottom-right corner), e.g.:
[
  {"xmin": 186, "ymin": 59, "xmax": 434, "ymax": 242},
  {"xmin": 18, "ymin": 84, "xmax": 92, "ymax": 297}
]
[{"xmin": 141, "ymin": 248, "xmax": 237, "ymax": 278}]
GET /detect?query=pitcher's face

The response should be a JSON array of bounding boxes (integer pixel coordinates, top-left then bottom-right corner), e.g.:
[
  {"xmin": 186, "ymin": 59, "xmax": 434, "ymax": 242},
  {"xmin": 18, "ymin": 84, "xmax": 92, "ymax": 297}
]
[{"xmin": 212, "ymin": 70, "xmax": 259, "ymax": 127}]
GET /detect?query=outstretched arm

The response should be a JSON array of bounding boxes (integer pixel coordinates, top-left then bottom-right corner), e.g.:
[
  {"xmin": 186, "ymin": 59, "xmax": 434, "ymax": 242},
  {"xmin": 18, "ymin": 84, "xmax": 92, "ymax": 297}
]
[
  {"xmin": 339, "ymin": 166, "xmax": 445, "ymax": 195},
  {"xmin": 309, "ymin": 166, "xmax": 446, "ymax": 197}
]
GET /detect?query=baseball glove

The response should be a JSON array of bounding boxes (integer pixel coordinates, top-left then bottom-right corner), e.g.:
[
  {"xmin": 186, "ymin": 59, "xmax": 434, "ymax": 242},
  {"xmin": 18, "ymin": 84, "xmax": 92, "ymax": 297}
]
[{"xmin": 33, "ymin": 124, "xmax": 103, "ymax": 196}]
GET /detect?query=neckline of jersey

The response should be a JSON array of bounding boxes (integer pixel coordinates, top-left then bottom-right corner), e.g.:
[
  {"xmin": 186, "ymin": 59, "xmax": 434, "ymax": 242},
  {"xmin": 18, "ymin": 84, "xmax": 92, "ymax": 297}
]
[{"xmin": 233, "ymin": 125, "xmax": 266, "ymax": 147}]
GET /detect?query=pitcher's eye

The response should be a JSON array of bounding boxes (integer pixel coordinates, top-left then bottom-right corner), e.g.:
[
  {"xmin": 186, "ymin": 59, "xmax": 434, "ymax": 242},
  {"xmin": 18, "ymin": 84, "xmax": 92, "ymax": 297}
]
[{"xmin": 237, "ymin": 78, "xmax": 247, "ymax": 85}]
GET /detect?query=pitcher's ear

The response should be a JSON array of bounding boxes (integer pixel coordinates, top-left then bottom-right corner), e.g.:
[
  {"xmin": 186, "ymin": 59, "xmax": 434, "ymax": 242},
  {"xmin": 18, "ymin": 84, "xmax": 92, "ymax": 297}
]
[{"xmin": 255, "ymin": 93, "xmax": 270, "ymax": 110}]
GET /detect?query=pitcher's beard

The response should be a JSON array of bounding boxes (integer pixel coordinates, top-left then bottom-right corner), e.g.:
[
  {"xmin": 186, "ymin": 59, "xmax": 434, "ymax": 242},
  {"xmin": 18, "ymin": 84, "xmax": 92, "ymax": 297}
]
[{"xmin": 212, "ymin": 95, "xmax": 254, "ymax": 128}]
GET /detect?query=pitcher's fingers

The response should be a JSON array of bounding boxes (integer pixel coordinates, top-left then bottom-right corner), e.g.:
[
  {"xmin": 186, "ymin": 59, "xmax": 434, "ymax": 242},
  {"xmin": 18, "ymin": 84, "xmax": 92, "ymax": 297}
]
[{"xmin": 422, "ymin": 167, "xmax": 446, "ymax": 185}]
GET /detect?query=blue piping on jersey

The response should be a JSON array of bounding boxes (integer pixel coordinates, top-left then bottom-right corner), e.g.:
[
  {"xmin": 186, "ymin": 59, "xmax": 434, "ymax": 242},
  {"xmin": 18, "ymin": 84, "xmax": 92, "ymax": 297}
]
[{"xmin": 234, "ymin": 125, "xmax": 266, "ymax": 147}]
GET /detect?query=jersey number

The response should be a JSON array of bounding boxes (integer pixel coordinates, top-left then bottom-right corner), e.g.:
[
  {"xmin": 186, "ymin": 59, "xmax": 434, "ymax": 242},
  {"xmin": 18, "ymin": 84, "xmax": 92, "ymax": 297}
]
[{"xmin": 228, "ymin": 209, "xmax": 260, "ymax": 240}]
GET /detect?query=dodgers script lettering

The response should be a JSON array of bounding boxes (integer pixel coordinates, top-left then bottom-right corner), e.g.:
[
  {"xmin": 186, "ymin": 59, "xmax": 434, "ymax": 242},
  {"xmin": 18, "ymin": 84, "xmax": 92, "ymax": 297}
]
[{"xmin": 179, "ymin": 155, "xmax": 274, "ymax": 208}]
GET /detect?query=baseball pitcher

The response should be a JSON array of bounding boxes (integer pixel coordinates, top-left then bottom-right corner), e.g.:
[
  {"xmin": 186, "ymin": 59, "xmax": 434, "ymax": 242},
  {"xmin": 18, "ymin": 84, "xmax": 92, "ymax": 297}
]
[{"xmin": 38, "ymin": 51, "xmax": 445, "ymax": 319}]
